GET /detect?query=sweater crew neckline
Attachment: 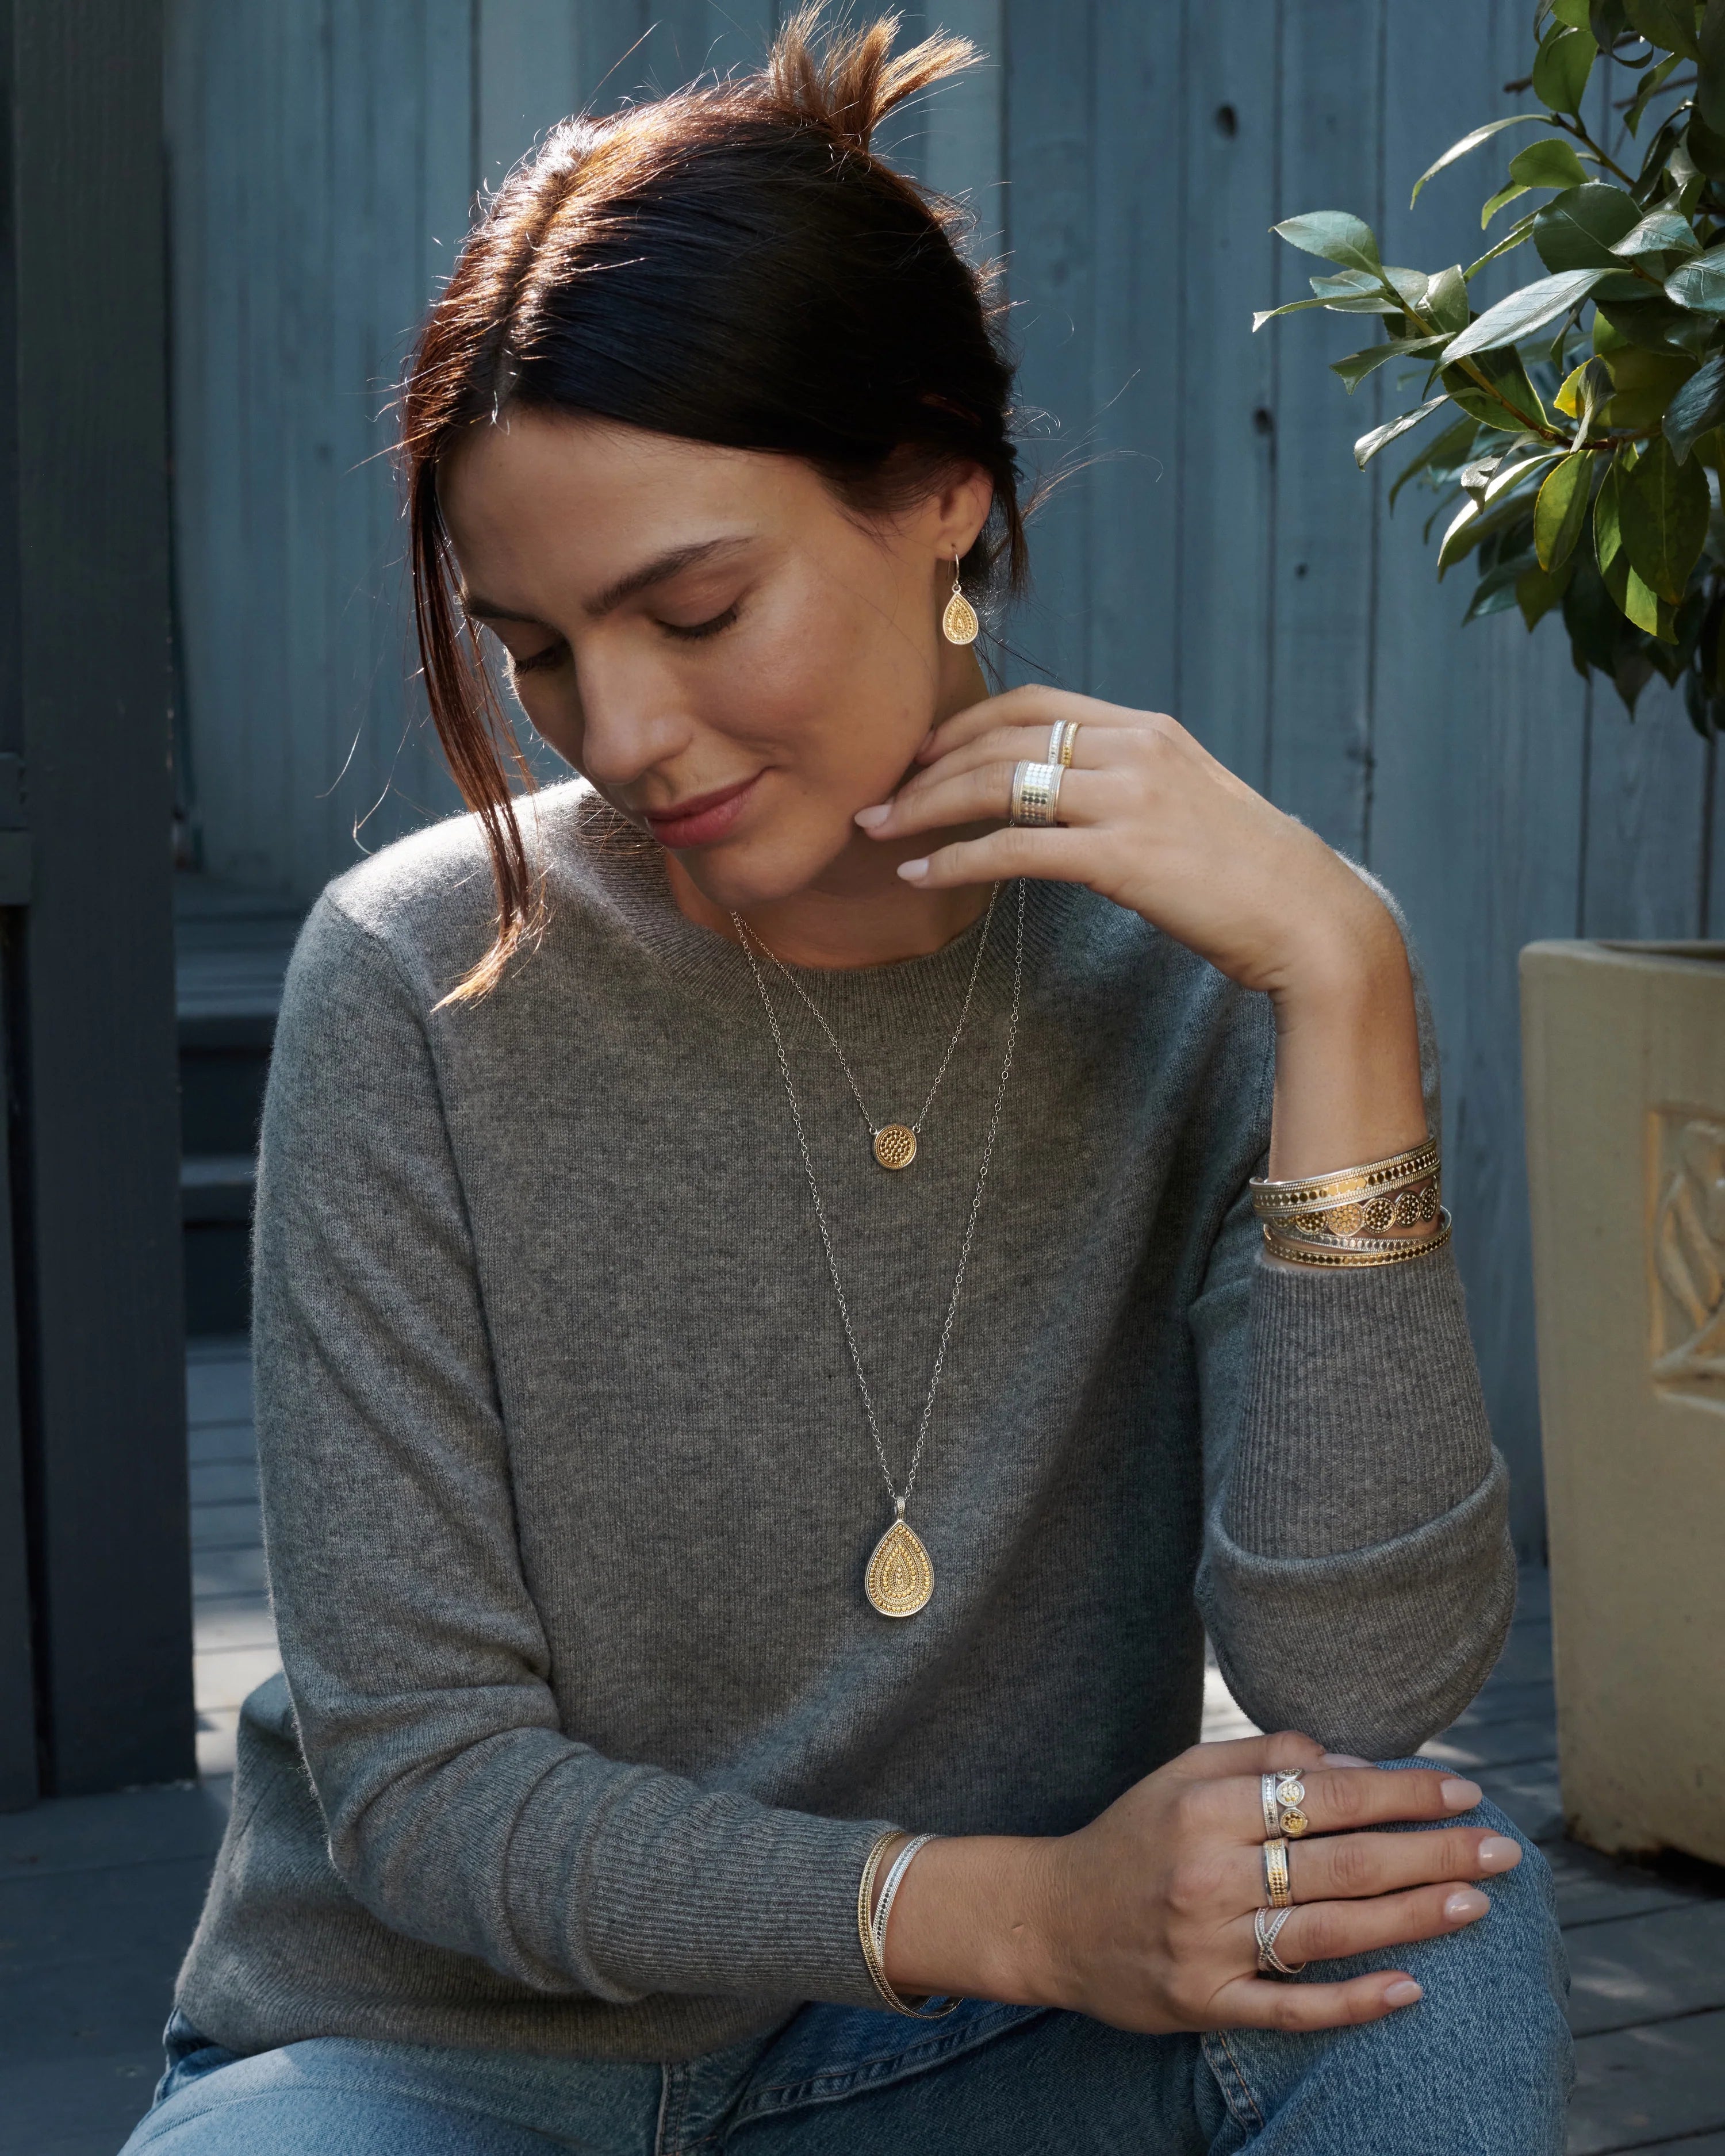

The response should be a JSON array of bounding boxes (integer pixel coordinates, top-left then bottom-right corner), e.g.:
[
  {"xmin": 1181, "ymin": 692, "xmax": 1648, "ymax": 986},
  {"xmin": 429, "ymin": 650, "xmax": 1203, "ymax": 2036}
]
[{"xmin": 550, "ymin": 790, "xmax": 1075, "ymax": 1037}]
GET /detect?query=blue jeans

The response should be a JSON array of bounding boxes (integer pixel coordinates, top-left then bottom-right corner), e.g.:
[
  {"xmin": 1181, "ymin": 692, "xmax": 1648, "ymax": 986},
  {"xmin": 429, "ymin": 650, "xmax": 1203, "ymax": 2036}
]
[{"xmin": 120, "ymin": 1779, "xmax": 1571, "ymax": 2154}]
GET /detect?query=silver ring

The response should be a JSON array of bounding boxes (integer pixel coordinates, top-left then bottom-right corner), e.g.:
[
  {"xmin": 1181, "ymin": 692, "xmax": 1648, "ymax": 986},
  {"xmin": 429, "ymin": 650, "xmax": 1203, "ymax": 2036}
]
[
  {"xmin": 1274, "ymin": 1773, "xmax": 1309, "ymax": 1839},
  {"xmin": 1009, "ymin": 759, "xmax": 1063, "ymax": 826},
  {"xmin": 1047, "ymin": 718, "xmax": 1079, "ymax": 768},
  {"xmin": 1255, "ymin": 1905, "xmax": 1305, "ymax": 1978},
  {"xmin": 1260, "ymin": 1772, "xmax": 1281, "ymax": 1840}
]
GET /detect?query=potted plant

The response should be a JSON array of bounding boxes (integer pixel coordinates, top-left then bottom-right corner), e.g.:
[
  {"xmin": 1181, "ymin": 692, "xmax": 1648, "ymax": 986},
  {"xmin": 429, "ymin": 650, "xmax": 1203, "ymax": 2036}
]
[{"xmin": 1260, "ymin": 0, "xmax": 1725, "ymax": 1867}]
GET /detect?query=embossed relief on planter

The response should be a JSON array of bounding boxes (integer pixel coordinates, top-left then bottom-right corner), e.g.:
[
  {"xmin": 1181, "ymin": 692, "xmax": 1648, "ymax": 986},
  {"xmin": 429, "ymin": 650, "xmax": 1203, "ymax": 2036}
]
[{"xmin": 1651, "ymin": 1111, "xmax": 1725, "ymax": 1402}]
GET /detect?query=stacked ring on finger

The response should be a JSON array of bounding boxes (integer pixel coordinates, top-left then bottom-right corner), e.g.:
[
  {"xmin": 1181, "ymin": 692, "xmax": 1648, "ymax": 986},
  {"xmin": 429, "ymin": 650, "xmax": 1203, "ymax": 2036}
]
[
  {"xmin": 1254, "ymin": 1906, "xmax": 1306, "ymax": 1978},
  {"xmin": 1009, "ymin": 759, "xmax": 1064, "ymax": 827},
  {"xmin": 1263, "ymin": 1770, "xmax": 1310, "ymax": 1839},
  {"xmin": 1262, "ymin": 1836, "xmax": 1294, "ymax": 1909},
  {"xmin": 1046, "ymin": 718, "xmax": 1080, "ymax": 768}
]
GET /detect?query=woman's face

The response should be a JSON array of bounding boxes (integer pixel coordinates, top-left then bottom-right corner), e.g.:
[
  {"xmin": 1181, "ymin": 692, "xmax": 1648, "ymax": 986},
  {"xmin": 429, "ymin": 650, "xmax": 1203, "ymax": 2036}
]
[{"xmin": 439, "ymin": 409, "xmax": 992, "ymax": 914}]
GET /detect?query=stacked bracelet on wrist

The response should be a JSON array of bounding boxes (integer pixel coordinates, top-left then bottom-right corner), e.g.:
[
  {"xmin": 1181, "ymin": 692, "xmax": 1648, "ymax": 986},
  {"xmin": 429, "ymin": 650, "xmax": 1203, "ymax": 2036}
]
[
  {"xmin": 1249, "ymin": 1140, "xmax": 1450, "ymax": 1269},
  {"xmin": 857, "ymin": 1830, "xmax": 961, "ymax": 2020}
]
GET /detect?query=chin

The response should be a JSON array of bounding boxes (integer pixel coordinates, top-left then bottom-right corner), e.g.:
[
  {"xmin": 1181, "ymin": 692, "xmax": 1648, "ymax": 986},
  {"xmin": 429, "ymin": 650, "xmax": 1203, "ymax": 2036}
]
[{"xmin": 674, "ymin": 822, "xmax": 860, "ymax": 911}]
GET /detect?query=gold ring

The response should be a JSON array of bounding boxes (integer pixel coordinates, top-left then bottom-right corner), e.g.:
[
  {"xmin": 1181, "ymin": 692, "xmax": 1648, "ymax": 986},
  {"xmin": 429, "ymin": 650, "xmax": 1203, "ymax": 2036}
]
[
  {"xmin": 1255, "ymin": 1905, "xmax": 1305, "ymax": 1977},
  {"xmin": 1262, "ymin": 1836, "xmax": 1293, "ymax": 1909},
  {"xmin": 1048, "ymin": 718, "xmax": 1079, "ymax": 768},
  {"xmin": 1274, "ymin": 1775, "xmax": 1310, "ymax": 1839},
  {"xmin": 1009, "ymin": 759, "xmax": 1063, "ymax": 827}
]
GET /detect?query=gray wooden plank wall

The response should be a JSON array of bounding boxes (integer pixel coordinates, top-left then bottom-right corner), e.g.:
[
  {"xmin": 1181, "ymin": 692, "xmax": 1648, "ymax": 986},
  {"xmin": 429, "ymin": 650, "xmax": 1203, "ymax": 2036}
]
[{"xmin": 164, "ymin": 0, "xmax": 1725, "ymax": 1554}]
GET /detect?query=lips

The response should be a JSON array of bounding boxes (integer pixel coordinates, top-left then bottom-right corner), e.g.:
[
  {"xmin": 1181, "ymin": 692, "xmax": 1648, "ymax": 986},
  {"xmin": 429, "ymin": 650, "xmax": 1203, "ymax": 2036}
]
[{"xmin": 642, "ymin": 773, "xmax": 761, "ymax": 850}]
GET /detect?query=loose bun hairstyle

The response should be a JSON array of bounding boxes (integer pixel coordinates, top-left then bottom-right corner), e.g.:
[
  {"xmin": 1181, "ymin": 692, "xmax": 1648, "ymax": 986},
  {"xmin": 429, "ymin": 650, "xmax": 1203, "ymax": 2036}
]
[{"xmin": 401, "ymin": 6, "xmax": 1025, "ymax": 999}]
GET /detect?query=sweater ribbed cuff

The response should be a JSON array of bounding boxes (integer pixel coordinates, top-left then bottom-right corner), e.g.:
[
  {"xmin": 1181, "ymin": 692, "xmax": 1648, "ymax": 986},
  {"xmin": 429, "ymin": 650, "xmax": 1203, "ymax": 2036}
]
[{"xmin": 1221, "ymin": 1243, "xmax": 1493, "ymax": 1560}]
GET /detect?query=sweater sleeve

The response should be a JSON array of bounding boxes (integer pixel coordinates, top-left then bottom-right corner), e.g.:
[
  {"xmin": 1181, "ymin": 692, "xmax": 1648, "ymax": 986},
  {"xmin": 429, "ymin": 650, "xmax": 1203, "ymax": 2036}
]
[
  {"xmin": 1189, "ymin": 912, "xmax": 1516, "ymax": 1759},
  {"xmin": 253, "ymin": 896, "xmax": 894, "ymax": 2010}
]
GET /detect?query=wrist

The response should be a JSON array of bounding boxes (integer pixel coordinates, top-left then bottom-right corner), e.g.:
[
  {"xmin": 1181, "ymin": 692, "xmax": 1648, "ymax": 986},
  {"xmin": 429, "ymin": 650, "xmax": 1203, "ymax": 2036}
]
[{"xmin": 879, "ymin": 1832, "xmax": 1070, "ymax": 2008}]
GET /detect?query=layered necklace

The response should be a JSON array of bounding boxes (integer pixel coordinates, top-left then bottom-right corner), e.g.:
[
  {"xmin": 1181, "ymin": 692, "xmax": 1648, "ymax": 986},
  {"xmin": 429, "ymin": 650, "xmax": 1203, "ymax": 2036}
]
[
  {"xmin": 733, "ymin": 882, "xmax": 1025, "ymax": 1618},
  {"xmin": 741, "ymin": 880, "xmax": 1003, "ymax": 1171}
]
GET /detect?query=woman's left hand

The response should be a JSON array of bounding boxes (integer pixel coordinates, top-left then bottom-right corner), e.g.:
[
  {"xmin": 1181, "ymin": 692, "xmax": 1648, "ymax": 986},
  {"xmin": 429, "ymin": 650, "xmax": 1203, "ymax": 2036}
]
[
  {"xmin": 855, "ymin": 685, "xmax": 1428, "ymax": 1179},
  {"xmin": 857, "ymin": 685, "xmax": 1391, "ymax": 1005}
]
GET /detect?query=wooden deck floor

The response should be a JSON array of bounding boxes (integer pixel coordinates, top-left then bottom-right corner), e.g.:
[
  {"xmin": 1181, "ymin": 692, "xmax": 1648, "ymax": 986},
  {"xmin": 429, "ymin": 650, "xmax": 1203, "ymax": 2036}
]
[{"xmin": 0, "ymin": 1337, "xmax": 1719, "ymax": 2154}]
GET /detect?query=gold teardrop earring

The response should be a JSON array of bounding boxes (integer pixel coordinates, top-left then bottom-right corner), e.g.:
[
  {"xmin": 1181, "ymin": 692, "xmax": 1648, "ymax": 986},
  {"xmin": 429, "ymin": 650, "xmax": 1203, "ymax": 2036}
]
[{"xmin": 941, "ymin": 551, "xmax": 980, "ymax": 646}]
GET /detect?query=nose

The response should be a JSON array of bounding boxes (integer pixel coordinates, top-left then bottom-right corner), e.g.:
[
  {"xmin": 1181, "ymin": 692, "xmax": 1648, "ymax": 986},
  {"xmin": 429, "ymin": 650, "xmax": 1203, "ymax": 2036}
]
[{"xmin": 572, "ymin": 644, "xmax": 696, "ymax": 793}]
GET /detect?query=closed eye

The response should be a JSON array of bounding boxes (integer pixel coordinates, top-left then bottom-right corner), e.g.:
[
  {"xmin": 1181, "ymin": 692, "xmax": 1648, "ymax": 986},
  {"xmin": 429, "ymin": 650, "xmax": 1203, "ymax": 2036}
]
[
  {"xmin": 508, "ymin": 642, "xmax": 568, "ymax": 676},
  {"xmin": 658, "ymin": 602, "xmax": 741, "ymax": 642}
]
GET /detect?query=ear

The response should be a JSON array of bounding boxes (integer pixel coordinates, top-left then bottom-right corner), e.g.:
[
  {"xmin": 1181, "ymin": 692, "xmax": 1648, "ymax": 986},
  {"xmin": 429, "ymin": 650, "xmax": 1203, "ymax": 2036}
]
[{"xmin": 926, "ymin": 462, "xmax": 995, "ymax": 562}]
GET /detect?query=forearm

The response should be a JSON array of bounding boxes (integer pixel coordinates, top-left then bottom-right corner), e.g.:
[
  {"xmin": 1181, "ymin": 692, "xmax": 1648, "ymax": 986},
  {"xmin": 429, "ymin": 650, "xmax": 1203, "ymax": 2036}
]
[{"xmin": 1266, "ymin": 881, "xmax": 1427, "ymax": 1181}]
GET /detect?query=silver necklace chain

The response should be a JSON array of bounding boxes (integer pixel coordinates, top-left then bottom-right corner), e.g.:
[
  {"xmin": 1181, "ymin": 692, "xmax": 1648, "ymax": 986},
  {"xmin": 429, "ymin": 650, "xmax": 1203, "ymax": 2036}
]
[
  {"xmin": 733, "ymin": 881, "xmax": 1002, "ymax": 1142},
  {"xmin": 735, "ymin": 878, "xmax": 1026, "ymax": 1509}
]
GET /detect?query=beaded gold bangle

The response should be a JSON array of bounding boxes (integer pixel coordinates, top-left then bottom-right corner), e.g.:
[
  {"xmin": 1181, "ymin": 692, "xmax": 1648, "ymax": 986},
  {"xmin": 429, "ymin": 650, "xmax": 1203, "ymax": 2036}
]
[
  {"xmin": 1249, "ymin": 1140, "xmax": 1439, "ymax": 1219},
  {"xmin": 1262, "ymin": 1210, "xmax": 1453, "ymax": 1268},
  {"xmin": 856, "ymin": 1831, "xmax": 961, "ymax": 2020}
]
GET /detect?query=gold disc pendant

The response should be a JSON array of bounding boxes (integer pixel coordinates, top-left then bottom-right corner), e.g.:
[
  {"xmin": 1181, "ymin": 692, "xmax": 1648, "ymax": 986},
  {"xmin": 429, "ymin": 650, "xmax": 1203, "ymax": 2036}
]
[
  {"xmin": 872, "ymin": 1124, "xmax": 918, "ymax": 1171},
  {"xmin": 941, "ymin": 589, "xmax": 980, "ymax": 646},
  {"xmin": 865, "ymin": 1510, "xmax": 934, "ymax": 1617}
]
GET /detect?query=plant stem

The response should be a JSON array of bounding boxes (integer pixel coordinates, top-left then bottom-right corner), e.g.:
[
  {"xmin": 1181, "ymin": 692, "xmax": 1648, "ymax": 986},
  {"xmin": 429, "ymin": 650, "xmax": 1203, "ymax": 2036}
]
[{"xmin": 1548, "ymin": 110, "xmax": 1637, "ymax": 187}]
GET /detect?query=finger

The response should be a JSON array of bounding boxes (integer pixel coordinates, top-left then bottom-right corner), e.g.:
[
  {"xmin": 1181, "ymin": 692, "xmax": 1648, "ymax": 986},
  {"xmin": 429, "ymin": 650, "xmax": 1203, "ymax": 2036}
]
[
  {"xmin": 867, "ymin": 763, "xmax": 1114, "ymax": 843},
  {"xmin": 1162, "ymin": 1732, "xmax": 1327, "ymax": 1785},
  {"xmin": 1226, "ymin": 1823, "xmax": 1520, "ymax": 1913},
  {"xmin": 918, "ymin": 685, "xmax": 1106, "ymax": 763},
  {"xmin": 1198, "ymin": 1762, "xmax": 1488, "ymax": 1846},
  {"xmin": 1244, "ymin": 1880, "xmax": 1494, "ymax": 1971},
  {"xmin": 1287, "ymin": 1824, "xmax": 1521, "ymax": 1904},
  {"xmin": 1206, "ymin": 1970, "xmax": 1424, "ymax": 2031},
  {"xmin": 896, "ymin": 826, "xmax": 1098, "ymax": 889},
  {"xmin": 892, "ymin": 722, "xmax": 1144, "ymax": 804}
]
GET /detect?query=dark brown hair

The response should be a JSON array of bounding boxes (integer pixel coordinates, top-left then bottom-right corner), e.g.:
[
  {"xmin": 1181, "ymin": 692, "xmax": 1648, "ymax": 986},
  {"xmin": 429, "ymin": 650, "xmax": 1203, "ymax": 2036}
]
[{"xmin": 401, "ymin": 7, "xmax": 1026, "ymax": 999}]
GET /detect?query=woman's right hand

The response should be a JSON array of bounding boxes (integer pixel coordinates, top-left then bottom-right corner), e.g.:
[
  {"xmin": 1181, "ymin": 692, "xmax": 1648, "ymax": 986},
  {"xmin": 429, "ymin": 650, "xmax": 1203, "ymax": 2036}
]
[{"xmin": 883, "ymin": 1733, "xmax": 1523, "ymax": 2031}]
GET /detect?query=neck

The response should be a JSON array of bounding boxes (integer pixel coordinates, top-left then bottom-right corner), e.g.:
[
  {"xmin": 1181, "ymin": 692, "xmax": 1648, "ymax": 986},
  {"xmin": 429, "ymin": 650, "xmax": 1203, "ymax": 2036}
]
[{"xmin": 665, "ymin": 649, "xmax": 995, "ymax": 970}]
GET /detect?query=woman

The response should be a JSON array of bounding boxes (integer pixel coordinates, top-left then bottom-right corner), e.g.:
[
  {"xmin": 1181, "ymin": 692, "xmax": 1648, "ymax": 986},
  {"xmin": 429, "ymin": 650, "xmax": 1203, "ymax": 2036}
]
[{"xmin": 126, "ymin": 13, "xmax": 1570, "ymax": 2152}]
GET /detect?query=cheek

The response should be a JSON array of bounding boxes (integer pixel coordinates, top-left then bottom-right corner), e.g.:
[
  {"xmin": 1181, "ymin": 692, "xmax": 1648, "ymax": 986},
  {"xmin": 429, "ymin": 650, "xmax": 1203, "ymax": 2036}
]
[{"xmin": 723, "ymin": 580, "xmax": 930, "ymax": 776}]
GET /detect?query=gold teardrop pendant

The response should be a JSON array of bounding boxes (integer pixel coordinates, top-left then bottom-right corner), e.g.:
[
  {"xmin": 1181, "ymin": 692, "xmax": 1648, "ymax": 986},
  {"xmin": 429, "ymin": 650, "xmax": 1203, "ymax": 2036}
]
[
  {"xmin": 865, "ymin": 1513, "xmax": 934, "ymax": 1617},
  {"xmin": 941, "ymin": 589, "xmax": 980, "ymax": 646}
]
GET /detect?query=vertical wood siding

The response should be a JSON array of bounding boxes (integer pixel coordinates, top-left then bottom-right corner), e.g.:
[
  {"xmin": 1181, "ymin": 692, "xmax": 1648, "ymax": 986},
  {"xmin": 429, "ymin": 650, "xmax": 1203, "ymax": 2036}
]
[{"xmin": 166, "ymin": 0, "xmax": 1725, "ymax": 1551}]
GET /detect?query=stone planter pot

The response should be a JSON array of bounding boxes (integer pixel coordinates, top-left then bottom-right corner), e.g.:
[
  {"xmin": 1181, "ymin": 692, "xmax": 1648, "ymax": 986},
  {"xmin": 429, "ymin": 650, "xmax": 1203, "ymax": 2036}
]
[{"xmin": 1521, "ymin": 940, "xmax": 1725, "ymax": 1867}]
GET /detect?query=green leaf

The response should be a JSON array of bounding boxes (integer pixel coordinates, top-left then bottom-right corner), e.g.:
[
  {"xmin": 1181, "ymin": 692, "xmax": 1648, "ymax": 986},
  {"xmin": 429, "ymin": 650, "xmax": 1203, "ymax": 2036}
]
[
  {"xmin": 1620, "ymin": 431, "xmax": 1711, "ymax": 597},
  {"xmin": 1664, "ymin": 350, "xmax": 1725, "ymax": 458},
  {"xmin": 1508, "ymin": 137, "xmax": 1593, "ymax": 194},
  {"xmin": 1465, "ymin": 212, "xmax": 1540, "ymax": 282},
  {"xmin": 1465, "ymin": 552, "xmax": 1539, "ymax": 622},
  {"xmin": 1354, "ymin": 396, "xmax": 1451, "ymax": 470},
  {"xmin": 1410, "ymin": 114, "xmax": 1550, "ymax": 206},
  {"xmin": 1686, "ymin": 107, "xmax": 1725, "ymax": 180},
  {"xmin": 1271, "ymin": 212, "xmax": 1382, "ymax": 278},
  {"xmin": 1443, "ymin": 267, "xmax": 1608, "ymax": 359},
  {"xmin": 1535, "ymin": 450, "xmax": 1597, "ymax": 569},
  {"xmin": 1596, "ymin": 455, "xmax": 1672, "ymax": 636},
  {"xmin": 1699, "ymin": 0, "xmax": 1725, "ymax": 134},
  {"xmin": 1611, "ymin": 208, "xmax": 1702, "ymax": 260},
  {"xmin": 1625, "ymin": 53, "xmax": 1682, "ymax": 136},
  {"xmin": 1552, "ymin": 0, "xmax": 1593, "ymax": 26},
  {"xmin": 1532, "ymin": 183, "xmax": 1644, "ymax": 271},
  {"xmin": 1624, "ymin": 0, "xmax": 1701, "ymax": 59},
  {"xmin": 1423, "ymin": 266, "xmax": 1471, "ymax": 333},
  {"xmin": 1597, "ymin": 343, "xmax": 1699, "ymax": 427},
  {"xmin": 1663, "ymin": 241, "xmax": 1725, "ymax": 310},
  {"xmin": 1441, "ymin": 346, "xmax": 1550, "ymax": 431},
  {"xmin": 1517, "ymin": 556, "xmax": 1577, "ymax": 627},
  {"xmin": 1531, "ymin": 22, "xmax": 1598, "ymax": 113},
  {"xmin": 1309, "ymin": 269, "xmax": 1385, "ymax": 299},
  {"xmin": 1388, "ymin": 412, "xmax": 1481, "ymax": 508},
  {"xmin": 1330, "ymin": 332, "xmax": 1453, "ymax": 392}
]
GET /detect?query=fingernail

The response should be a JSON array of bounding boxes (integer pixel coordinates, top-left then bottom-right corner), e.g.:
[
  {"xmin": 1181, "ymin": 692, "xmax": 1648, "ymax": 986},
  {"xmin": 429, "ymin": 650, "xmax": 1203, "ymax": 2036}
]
[
  {"xmin": 1320, "ymin": 1753, "xmax": 1371, "ymax": 1768},
  {"xmin": 897, "ymin": 858, "xmax": 929, "ymax": 882},
  {"xmin": 1477, "ymin": 1836, "xmax": 1521, "ymax": 1870},
  {"xmin": 853, "ymin": 804, "xmax": 891, "ymax": 829},
  {"xmin": 1444, "ymin": 1889, "xmax": 1489, "ymax": 1923},
  {"xmin": 1384, "ymin": 1979, "xmax": 1423, "ymax": 2008},
  {"xmin": 1440, "ymin": 1778, "xmax": 1482, "ymax": 1810}
]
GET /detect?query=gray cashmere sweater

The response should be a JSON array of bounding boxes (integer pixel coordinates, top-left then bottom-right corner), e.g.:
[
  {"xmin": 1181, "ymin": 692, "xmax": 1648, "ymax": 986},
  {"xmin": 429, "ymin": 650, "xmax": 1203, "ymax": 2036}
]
[{"xmin": 175, "ymin": 781, "xmax": 1513, "ymax": 2064}]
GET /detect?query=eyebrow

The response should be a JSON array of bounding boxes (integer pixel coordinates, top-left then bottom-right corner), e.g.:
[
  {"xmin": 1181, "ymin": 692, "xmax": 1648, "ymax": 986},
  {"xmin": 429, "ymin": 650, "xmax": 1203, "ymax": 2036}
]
[{"xmin": 462, "ymin": 535, "xmax": 754, "ymax": 628}]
